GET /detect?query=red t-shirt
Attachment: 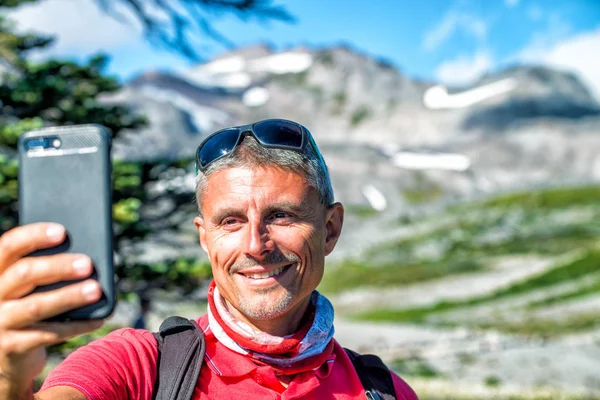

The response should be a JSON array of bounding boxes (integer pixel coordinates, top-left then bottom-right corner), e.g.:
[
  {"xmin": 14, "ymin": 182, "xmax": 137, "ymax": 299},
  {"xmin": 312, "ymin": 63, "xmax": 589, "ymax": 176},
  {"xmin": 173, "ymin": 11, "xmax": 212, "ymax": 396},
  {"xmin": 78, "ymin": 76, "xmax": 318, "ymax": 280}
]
[{"xmin": 42, "ymin": 315, "xmax": 418, "ymax": 399}]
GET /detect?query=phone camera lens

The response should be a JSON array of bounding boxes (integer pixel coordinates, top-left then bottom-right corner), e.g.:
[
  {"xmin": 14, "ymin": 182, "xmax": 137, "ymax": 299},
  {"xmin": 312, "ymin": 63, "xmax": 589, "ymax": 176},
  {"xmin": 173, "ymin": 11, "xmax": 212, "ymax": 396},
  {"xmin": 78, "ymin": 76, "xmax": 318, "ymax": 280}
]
[{"xmin": 25, "ymin": 137, "xmax": 47, "ymax": 151}]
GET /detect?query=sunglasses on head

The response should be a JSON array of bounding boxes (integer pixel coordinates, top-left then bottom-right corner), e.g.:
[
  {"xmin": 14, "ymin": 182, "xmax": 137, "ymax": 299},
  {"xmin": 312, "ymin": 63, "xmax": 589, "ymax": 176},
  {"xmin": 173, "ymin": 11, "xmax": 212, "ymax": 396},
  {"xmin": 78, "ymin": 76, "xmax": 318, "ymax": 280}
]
[{"xmin": 196, "ymin": 119, "xmax": 325, "ymax": 173}]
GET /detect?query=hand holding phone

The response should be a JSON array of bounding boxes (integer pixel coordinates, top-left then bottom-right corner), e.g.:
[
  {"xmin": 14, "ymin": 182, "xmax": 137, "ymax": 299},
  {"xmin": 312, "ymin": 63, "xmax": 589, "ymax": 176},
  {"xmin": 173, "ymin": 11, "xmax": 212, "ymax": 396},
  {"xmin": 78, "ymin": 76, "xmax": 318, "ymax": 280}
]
[
  {"xmin": 18, "ymin": 124, "xmax": 116, "ymax": 321},
  {"xmin": 0, "ymin": 223, "xmax": 104, "ymax": 399}
]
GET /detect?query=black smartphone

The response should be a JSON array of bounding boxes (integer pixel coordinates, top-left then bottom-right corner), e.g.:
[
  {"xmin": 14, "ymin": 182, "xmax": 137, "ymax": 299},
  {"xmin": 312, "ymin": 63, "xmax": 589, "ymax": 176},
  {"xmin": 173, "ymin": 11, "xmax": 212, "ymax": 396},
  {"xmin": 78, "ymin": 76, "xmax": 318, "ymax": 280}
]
[{"xmin": 18, "ymin": 124, "xmax": 116, "ymax": 321}]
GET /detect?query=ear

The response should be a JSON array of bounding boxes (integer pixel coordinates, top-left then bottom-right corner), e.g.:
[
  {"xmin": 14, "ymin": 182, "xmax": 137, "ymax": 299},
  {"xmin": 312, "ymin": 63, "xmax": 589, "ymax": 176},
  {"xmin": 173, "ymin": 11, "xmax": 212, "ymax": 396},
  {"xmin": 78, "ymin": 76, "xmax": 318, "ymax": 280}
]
[
  {"xmin": 324, "ymin": 202, "xmax": 344, "ymax": 256},
  {"xmin": 194, "ymin": 216, "xmax": 209, "ymax": 254}
]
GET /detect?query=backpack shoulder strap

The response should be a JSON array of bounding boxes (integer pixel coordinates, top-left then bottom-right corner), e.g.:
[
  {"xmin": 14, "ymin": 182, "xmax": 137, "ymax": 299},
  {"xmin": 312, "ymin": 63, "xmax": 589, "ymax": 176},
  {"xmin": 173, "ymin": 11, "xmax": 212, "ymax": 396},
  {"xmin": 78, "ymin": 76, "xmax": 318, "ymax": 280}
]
[
  {"xmin": 152, "ymin": 316, "xmax": 206, "ymax": 400},
  {"xmin": 345, "ymin": 348, "xmax": 397, "ymax": 400}
]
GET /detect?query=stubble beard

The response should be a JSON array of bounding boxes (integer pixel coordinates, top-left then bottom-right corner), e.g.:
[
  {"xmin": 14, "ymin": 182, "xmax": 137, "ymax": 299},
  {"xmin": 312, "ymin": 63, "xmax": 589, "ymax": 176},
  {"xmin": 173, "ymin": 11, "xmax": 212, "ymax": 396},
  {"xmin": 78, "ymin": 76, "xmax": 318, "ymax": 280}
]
[
  {"xmin": 234, "ymin": 285, "xmax": 297, "ymax": 320},
  {"xmin": 228, "ymin": 250, "xmax": 301, "ymax": 320}
]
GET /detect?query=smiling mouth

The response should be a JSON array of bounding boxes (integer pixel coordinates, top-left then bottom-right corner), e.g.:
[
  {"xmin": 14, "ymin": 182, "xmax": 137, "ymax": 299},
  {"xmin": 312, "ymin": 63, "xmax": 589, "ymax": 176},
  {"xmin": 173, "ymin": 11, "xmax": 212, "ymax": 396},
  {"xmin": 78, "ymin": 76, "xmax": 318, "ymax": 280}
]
[{"xmin": 242, "ymin": 264, "xmax": 292, "ymax": 280}]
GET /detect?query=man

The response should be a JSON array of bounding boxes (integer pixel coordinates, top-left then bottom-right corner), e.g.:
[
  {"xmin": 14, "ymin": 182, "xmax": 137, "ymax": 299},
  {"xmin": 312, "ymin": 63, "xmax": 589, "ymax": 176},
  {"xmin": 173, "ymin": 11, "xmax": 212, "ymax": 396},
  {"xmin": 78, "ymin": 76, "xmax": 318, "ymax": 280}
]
[{"xmin": 0, "ymin": 119, "xmax": 418, "ymax": 399}]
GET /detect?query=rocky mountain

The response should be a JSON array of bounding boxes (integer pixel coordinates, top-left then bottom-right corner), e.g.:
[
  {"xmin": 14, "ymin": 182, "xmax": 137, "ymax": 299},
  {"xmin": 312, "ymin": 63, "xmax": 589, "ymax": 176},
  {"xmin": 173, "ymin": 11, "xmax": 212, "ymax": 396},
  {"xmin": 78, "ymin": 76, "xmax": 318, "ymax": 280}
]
[
  {"xmin": 107, "ymin": 44, "xmax": 600, "ymax": 264},
  {"xmin": 114, "ymin": 45, "xmax": 599, "ymax": 192}
]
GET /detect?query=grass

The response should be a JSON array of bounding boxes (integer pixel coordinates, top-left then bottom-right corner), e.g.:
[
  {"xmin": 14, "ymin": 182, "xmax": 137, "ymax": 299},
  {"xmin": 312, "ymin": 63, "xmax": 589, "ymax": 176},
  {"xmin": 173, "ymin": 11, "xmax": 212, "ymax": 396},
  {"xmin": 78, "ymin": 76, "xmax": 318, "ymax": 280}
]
[
  {"xmin": 319, "ymin": 258, "xmax": 483, "ymax": 294},
  {"xmin": 486, "ymin": 250, "xmax": 600, "ymax": 297},
  {"xmin": 403, "ymin": 185, "xmax": 443, "ymax": 204},
  {"xmin": 350, "ymin": 106, "xmax": 371, "ymax": 126},
  {"xmin": 478, "ymin": 186, "xmax": 600, "ymax": 210},
  {"xmin": 345, "ymin": 204, "xmax": 380, "ymax": 218},
  {"xmin": 330, "ymin": 184, "xmax": 600, "ymax": 336},
  {"xmin": 474, "ymin": 311, "xmax": 600, "ymax": 337},
  {"xmin": 353, "ymin": 249, "xmax": 600, "ymax": 323},
  {"xmin": 526, "ymin": 275, "xmax": 600, "ymax": 309},
  {"xmin": 391, "ymin": 357, "xmax": 441, "ymax": 378},
  {"xmin": 322, "ymin": 184, "xmax": 600, "ymax": 336},
  {"xmin": 323, "ymin": 186, "xmax": 600, "ymax": 300},
  {"xmin": 378, "ymin": 212, "xmax": 600, "ymax": 270},
  {"xmin": 484, "ymin": 376, "xmax": 502, "ymax": 387},
  {"xmin": 402, "ymin": 172, "xmax": 443, "ymax": 204}
]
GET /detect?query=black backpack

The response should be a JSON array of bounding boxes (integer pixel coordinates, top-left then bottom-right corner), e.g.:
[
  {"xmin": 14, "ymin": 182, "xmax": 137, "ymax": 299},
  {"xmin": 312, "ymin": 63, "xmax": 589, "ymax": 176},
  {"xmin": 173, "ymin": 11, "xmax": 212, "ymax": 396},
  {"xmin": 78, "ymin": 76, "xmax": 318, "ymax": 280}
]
[{"xmin": 152, "ymin": 316, "xmax": 396, "ymax": 400}]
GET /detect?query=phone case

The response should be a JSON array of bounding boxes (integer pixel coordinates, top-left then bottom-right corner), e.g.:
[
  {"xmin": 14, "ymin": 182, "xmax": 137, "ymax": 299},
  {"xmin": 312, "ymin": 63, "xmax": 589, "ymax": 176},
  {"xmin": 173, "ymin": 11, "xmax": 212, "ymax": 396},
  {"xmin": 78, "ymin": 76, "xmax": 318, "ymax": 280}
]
[{"xmin": 18, "ymin": 125, "xmax": 115, "ymax": 320}]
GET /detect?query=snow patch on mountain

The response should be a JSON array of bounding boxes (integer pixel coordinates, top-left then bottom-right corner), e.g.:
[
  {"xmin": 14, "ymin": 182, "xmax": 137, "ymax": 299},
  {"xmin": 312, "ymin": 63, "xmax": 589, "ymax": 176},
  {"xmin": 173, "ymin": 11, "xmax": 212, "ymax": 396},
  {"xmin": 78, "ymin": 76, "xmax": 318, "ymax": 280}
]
[
  {"xmin": 392, "ymin": 152, "xmax": 471, "ymax": 171},
  {"xmin": 250, "ymin": 52, "xmax": 313, "ymax": 74},
  {"xmin": 243, "ymin": 87, "xmax": 270, "ymax": 107},
  {"xmin": 185, "ymin": 51, "xmax": 313, "ymax": 90},
  {"xmin": 362, "ymin": 185, "xmax": 388, "ymax": 211}
]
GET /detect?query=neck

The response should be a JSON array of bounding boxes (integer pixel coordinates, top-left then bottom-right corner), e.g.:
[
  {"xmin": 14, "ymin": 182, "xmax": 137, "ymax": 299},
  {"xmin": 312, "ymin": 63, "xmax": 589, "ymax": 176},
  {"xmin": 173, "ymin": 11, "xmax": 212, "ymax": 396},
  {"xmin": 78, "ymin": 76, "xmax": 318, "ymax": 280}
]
[{"xmin": 225, "ymin": 296, "xmax": 312, "ymax": 337}]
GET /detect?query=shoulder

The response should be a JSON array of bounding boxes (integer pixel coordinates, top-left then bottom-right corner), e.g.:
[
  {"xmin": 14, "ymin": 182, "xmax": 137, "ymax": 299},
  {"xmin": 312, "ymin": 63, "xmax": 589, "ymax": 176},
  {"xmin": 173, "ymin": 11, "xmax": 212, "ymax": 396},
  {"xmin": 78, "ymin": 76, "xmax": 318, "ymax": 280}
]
[
  {"xmin": 196, "ymin": 314, "xmax": 209, "ymax": 329},
  {"xmin": 54, "ymin": 326, "xmax": 158, "ymax": 364},
  {"xmin": 46, "ymin": 327, "xmax": 159, "ymax": 373},
  {"xmin": 90, "ymin": 327, "xmax": 159, "ymax": 356},
  {"xmin": 337, "ymin": 344, "xmax": 419, "ymax": 400},
  {"xmin": 41, "ymin": 327, "xmax": 160, "ymax": 398},
  {"xmin": 390, "ymin": 371, "xmax": 419, "ymax": 400}
]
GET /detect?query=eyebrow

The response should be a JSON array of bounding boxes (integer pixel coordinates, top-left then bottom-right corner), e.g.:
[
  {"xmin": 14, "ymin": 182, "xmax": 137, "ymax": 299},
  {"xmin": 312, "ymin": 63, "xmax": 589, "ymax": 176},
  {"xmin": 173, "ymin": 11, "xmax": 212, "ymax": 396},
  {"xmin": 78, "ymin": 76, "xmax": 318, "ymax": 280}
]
[
  {"xmin": 209, "ymin": 201, "xmax": 317, "ymax": 224},
  {"xmin": 209, "ymin": 207, "xmax": 245, "ymax": 225}
]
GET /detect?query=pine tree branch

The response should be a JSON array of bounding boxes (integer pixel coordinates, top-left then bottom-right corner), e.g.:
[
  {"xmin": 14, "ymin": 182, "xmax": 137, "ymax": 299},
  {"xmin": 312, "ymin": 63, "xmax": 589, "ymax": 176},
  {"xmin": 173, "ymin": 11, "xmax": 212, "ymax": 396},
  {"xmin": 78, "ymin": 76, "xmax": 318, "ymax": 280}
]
[{"xmin": 94, "ymin": 0, "xmax": 295, "ymax": 61}]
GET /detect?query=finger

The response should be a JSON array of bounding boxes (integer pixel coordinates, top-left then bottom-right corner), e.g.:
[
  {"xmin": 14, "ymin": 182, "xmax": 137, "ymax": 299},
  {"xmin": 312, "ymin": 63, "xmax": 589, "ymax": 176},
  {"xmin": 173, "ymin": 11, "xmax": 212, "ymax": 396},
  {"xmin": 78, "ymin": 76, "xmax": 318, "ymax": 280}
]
[
  {"xmin": 0, "ymin": 320, "xmax": 103, "ymax": 355},
  {"xmin": 0, "ymin": 223, "xmax": 66, "ymax": 272},
  {"xmin": 0, "ymin": 280, "xmax": 102, "ymax": 329},
  {"xmin": 0, "ymin": 254, "xmax": 93, "ymax": 301}
]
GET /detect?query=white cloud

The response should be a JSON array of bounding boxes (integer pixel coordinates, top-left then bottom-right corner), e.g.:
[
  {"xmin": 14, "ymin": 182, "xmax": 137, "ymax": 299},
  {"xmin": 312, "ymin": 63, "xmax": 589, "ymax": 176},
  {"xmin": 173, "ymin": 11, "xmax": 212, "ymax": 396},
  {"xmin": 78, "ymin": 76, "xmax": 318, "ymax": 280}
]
[
  {"xmin": 7, "ymin": 0, "xmax": 142, "ymax": 56},
  {"xmin": 423, "ymin": 11, "xmax": 487, "ymax": 52},
  {"xmin": 505, "ymin": 0, "xmax": 520, "ymax": 8},
  {"xmin": 518, "ymin": 12, "xmax": 571, "ymax": 59},
  {"xmin": 435, "ymin": 50, "xmax": 493, "ymax": 86},
  {"xmin": 518, "ymin": 27, "xmax": 600, "ymax": 101}
]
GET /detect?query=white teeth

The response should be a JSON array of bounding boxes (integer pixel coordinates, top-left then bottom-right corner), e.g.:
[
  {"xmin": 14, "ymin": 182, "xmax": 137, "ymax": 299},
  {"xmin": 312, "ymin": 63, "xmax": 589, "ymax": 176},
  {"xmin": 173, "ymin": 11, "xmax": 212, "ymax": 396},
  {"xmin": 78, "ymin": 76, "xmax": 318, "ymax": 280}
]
[{"xmin": 246, "ymin": 266, "xmax": 285, "ymax": 279}]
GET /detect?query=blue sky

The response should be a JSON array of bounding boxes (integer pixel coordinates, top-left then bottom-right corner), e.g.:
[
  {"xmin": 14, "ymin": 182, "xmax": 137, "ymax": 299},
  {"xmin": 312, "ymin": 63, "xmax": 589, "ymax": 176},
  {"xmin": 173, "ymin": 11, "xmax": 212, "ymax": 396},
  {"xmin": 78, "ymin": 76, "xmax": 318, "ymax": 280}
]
[{"xmin": 8, "ymin": 0, "xmax": 600, "ymax": 96}]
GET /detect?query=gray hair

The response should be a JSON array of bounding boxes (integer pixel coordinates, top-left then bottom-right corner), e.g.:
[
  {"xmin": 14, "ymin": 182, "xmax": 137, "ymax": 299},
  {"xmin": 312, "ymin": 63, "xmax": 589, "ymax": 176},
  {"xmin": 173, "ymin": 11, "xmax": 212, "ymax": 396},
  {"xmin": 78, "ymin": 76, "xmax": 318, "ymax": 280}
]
[{"xmin": 195, "ymin": 135, "xmax": 334, "ymax": 214}]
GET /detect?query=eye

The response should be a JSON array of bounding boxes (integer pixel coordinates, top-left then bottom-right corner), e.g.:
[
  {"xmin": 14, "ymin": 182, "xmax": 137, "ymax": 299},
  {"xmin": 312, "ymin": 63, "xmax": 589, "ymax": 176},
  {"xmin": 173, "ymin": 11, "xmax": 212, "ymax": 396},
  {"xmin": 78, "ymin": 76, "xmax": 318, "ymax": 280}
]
[
  {"xmin": 223, "ymin": 218, "xmax": 240, "ymax": 226},
  {"xmin": 268, "ymin": 211, "xmax": 295, "ymax": 224}
]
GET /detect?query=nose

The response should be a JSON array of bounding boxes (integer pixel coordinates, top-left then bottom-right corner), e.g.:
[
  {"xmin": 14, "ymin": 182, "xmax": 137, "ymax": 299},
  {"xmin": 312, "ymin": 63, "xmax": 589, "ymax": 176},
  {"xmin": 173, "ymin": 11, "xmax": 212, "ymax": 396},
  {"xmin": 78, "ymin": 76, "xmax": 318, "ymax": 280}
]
[{"xmin": 241, "ymin": 219, "xmax": 273, "ymax": 259}]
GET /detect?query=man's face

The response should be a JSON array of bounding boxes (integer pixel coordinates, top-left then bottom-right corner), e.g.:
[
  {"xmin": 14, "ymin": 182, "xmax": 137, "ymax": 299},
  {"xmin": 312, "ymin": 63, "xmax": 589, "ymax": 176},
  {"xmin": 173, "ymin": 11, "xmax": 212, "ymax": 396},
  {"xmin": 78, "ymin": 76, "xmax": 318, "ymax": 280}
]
[{"xmin": 194, "ymin": 166, "xmax": 343, "ymax": 327}]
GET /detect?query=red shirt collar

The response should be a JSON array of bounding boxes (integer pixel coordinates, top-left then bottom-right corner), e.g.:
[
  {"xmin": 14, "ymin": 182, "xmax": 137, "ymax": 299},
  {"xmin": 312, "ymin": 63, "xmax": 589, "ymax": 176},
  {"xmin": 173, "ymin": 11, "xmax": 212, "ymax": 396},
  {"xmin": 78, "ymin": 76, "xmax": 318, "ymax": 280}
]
[{"xmin": 197, "ymin": 315, "xmax": 337, "ymax": 379}]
